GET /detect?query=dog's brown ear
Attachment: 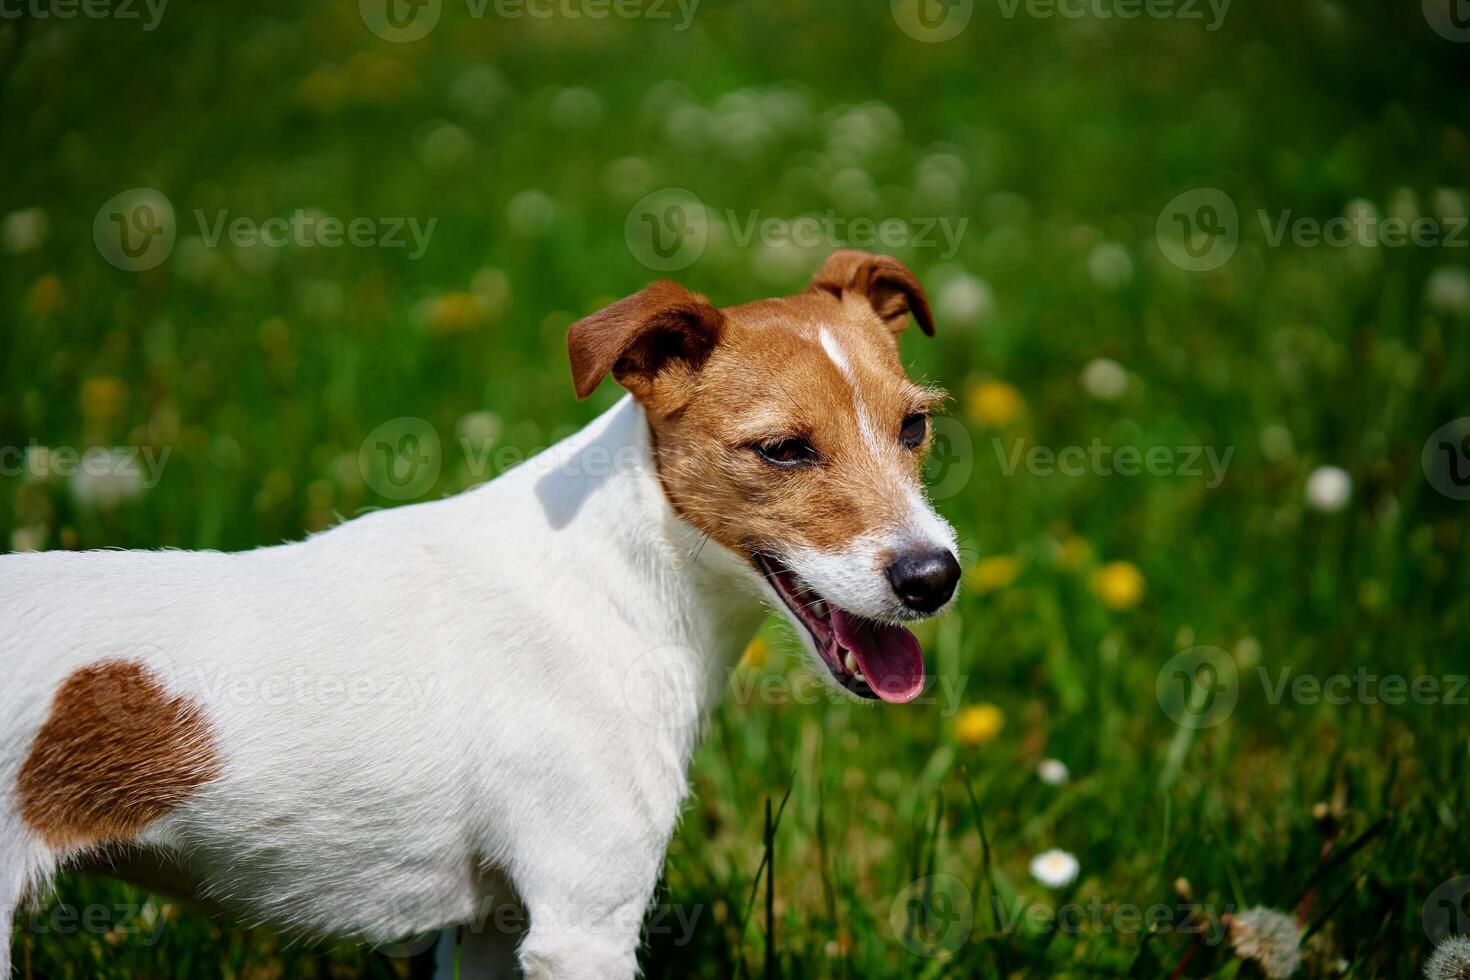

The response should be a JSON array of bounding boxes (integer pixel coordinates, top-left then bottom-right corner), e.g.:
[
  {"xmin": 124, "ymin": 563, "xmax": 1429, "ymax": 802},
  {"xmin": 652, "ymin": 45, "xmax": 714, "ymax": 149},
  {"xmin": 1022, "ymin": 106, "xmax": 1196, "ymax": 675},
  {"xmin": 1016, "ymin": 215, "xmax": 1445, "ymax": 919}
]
[
  {"xmin": 807, "ymin": 249, "xmax": 934, "ymax": 337},
  {"xmin": 567, "ymin": 280, "xmax": 725, "ymax": 403}
]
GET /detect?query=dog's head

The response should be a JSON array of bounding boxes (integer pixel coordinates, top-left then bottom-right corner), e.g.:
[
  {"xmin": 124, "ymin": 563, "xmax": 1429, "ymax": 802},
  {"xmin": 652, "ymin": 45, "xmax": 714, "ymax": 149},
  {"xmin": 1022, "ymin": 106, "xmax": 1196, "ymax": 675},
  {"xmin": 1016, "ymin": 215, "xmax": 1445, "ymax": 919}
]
[{"xmin": 568, "ymin": 250, "xmax": 959, "ymax": 703}]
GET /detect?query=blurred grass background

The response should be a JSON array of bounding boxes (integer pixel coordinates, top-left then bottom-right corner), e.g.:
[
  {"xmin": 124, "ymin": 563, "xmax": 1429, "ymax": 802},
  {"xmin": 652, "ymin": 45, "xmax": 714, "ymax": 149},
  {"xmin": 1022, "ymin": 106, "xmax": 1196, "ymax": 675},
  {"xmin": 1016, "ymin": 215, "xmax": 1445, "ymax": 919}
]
[{"xmin": 3, "ymin": 0, "xmax": 1470, "ymax": 976}]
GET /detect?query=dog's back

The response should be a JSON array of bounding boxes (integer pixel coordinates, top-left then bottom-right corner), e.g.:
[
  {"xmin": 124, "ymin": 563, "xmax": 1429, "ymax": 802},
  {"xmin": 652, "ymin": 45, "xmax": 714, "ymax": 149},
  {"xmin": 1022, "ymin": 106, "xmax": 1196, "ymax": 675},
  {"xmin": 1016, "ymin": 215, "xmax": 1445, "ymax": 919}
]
[{"xmin": 0, "ymin": 528, "xmax": 497, "ymax": 936}]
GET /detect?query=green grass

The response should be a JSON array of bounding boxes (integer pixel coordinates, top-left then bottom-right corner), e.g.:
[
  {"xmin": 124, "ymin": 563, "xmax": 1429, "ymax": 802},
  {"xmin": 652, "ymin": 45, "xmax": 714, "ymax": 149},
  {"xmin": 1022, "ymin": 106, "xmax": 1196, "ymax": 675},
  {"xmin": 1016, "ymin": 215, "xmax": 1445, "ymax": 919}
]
[{"xmin": 3, "ymin": 0, "xmax": 1469, "ymax": 976}]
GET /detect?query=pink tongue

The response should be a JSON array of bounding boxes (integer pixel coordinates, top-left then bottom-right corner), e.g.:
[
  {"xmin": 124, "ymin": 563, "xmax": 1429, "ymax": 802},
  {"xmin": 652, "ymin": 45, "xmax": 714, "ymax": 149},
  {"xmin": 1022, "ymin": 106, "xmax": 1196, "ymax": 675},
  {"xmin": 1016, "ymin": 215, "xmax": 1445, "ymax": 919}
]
[{"xmin": 831, "ymin": 610, "xmax": 925, "ymax": 704}]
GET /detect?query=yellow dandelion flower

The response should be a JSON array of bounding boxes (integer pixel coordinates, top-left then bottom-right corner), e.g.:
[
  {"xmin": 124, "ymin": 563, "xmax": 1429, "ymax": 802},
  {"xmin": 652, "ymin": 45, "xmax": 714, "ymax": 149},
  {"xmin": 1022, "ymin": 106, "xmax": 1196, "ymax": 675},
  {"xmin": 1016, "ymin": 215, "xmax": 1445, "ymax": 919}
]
[
  {"xmin": 1056, "ymin": 533, "xmax": 1093, "ymax": 570},
  {"xmin": 966, "ymin": 381, "xmax": 1024, "ymax": 428},
  {"xmin": 426, "ymin": 292, "xmax": 489, "ymax": 335},
  {"xmin": 27, "ymin": 274, "xmax": 65, "ymax": 317},
  {"xmin": 259, "ymin": 317, "xmax": 291, "ymax": 358},
  {"xmin": 1092, "ymin": 561, "xmax": 1145, "ymax": 610},
  {"xmin": 80, "ymin": 376, "xmax": 128, "ymax": 425},
  {"xmin": 295, "ymin": 65, "xmax": 349, "ymax": 114},
  {"xmin": 740, "ymin": 635, "xmax": 769, "ymax": 668},
  {"xmin": 967, "ymin": 555, "xmax": 1019, "ymax": 594},
  {"xmin": 954, "ymin": 704, "xmax": 1004, "ymax": 746},
  {"xmin": 348, "ymin": 52, "xmax": 413, "ymax": 105}
]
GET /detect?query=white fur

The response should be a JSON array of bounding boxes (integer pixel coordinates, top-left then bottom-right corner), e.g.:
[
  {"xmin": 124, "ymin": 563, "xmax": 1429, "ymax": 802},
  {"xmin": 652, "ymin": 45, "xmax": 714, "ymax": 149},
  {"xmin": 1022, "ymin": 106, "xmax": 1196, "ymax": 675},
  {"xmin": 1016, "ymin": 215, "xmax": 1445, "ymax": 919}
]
[
  {"xmin": 0, "ymin": 388, "xmax": 956, "ymax": 978},
  {"xmin": 0, "ymin": 397, "xmax": 767, "ymax": 980},
  {"xmin": 819, "ymin": 327, "xmax": 884, "ymax": 455},
  {"xmin": 782, "ymin": 496, "xmax": 958, "ymax": 627}
]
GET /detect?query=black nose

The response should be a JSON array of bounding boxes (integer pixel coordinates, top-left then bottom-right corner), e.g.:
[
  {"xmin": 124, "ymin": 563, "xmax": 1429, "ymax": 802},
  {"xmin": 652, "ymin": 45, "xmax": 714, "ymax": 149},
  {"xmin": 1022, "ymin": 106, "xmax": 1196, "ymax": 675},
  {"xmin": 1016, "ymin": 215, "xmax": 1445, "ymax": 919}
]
[{"xmin": 885, "ymin": 550, "xmax": 961, "ymax": 613}]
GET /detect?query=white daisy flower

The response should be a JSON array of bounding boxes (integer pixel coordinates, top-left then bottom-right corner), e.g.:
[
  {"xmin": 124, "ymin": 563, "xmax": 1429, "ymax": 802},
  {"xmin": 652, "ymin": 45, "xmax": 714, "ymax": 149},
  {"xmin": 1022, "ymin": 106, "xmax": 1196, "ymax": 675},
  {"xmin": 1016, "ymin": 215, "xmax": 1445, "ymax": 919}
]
[
  {"xmin": 1080, "ymin": 358, "xmax": 1128, "ymax": 401},
  {"xmin": 1036, "ymin": 759, "xmax": 1069, "ymax": 786},
  {"xmin": 1087, "ymin": 241, "xmax": 1133, "ymax": 290},
  {"xmin": 935, "ymin": 274, "xmax": 993, "ymax": 328},
  {"xmin": 1305, "ymin": 465, "xmax": 1351, "ymax": 513},
  {"xmin": 2, "ymin": 207, "xmax": 48, "ymax": 254},
  {"xmin": 1426, "ymin": 266, "xmax": 1470, "ymax": 317},
  {"xmin": 456, "ymin": 411, "xmax": 502, "ymax": 452},
  {"xmin": 1029, "ymin": 848, "xmax": 1079, "ymax": 888}
]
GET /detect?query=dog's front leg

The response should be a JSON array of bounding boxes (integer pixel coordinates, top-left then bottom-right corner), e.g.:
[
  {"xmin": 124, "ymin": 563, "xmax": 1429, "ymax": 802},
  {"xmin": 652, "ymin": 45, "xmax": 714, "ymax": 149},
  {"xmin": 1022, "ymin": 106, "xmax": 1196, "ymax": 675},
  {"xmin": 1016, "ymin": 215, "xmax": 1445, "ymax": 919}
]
[{"xmin": 510, "ymin": 833, "xmax": 668, "ymax": 980}]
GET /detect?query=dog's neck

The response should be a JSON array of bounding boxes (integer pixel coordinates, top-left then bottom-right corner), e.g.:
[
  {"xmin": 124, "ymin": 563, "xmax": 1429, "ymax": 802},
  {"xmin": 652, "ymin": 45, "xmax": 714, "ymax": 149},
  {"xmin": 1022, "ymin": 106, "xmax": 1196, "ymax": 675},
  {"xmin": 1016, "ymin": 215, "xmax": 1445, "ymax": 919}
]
[{"xmin": 498, "ymin": 394, "xmax": 767, "ymax": 758}]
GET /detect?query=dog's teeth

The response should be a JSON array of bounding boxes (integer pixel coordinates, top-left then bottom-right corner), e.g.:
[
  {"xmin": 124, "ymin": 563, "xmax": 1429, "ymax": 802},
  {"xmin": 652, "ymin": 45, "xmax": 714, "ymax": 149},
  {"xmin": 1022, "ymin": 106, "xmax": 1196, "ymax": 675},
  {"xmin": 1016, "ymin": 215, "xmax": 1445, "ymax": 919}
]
[
  {"xmin": 843, "ymin": 651, "xmax": 858, "ymax": 674},
  {"xmin": 853, "ymin": 671, "xmax": 866, "ymax": 684}
]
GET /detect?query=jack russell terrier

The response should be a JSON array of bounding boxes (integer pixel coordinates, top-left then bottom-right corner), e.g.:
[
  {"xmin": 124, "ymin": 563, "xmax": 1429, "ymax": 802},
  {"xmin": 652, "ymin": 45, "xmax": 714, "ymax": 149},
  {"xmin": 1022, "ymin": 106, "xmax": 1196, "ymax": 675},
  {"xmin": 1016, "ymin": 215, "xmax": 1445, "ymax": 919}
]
[{"xmin": 0, "ymin": 249, "xmax": 961, "ymax": 979}]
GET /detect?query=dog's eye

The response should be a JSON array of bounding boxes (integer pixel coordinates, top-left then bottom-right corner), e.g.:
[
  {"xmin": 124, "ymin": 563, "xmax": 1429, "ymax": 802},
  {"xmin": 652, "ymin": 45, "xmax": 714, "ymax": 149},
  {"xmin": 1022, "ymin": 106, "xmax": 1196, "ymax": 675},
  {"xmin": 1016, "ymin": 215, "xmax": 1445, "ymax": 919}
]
[
  {"xmin": 753, "ymin": 437, "xmax": 817, "ymax": 468},
  {"xmin": 899, "ymin": 412, "xmax": 929, "ymax": 449}
]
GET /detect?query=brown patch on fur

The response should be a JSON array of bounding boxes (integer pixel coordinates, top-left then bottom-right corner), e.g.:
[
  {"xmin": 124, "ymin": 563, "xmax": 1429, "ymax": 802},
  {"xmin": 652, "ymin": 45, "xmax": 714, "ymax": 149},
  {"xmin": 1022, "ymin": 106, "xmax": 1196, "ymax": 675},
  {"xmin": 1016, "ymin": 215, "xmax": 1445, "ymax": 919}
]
[
  {"xmin": 806, "ymin": 249, "xmax": 935, "ymax": 336},
  {"xmin": 568, "ymin": 250, "xmax": 942, "ymax": 558},
  {"xmin": 567, "ymin": 280, "xmax": 725, "ymax": 402},
  {"xmin": 17, "ymin": 660, "xmax": 221, "ymax": 851}
]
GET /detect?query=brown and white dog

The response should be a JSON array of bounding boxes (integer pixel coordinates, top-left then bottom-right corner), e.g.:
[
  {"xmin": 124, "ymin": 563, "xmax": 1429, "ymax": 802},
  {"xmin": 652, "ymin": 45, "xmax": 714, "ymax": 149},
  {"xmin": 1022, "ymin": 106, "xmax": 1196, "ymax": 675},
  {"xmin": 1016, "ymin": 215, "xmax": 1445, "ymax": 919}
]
[{"xmin": 0, "ymin": 250, "xmax": 960, "ymax": 979}]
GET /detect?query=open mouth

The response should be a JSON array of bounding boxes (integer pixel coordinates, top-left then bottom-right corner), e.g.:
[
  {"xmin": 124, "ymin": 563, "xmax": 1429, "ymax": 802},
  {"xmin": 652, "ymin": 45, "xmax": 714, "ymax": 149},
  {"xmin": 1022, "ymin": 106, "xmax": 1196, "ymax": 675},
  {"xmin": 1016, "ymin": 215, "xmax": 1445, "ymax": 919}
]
[{"xmin": 754, "ymin": 553, "xmax": 925, "ymax": 704}]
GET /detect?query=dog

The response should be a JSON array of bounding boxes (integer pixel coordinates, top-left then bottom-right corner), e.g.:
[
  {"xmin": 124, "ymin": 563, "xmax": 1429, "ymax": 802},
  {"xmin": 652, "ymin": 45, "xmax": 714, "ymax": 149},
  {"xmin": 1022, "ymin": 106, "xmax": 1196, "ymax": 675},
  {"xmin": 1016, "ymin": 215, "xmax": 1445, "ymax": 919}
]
[{"xmin": 0, "ymin": 249, "xmax": 961, "ymax": 979}]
